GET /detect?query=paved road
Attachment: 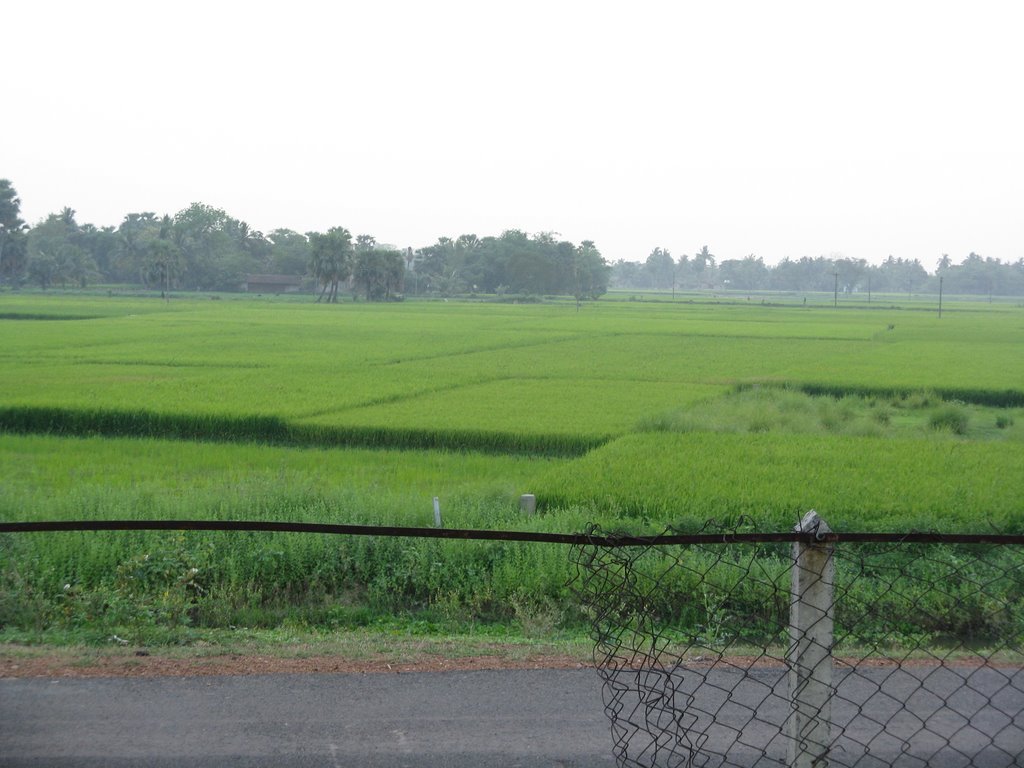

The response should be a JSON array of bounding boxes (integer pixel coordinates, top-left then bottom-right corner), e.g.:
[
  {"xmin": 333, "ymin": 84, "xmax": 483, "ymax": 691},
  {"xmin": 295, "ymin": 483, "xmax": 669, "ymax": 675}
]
[
  {"xmin": 1, "ymin": 669, "xmax": 613, "ymax": 768},
  {"xmin": 2, "ymin": 666, "xmax": 1022, "ymax": 767}
]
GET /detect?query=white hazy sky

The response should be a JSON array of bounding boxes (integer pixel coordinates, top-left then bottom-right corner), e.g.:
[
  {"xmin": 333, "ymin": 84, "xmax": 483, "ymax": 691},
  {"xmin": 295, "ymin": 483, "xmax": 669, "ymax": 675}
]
[{"xmin": 5, "ymin": 1, "xmax": 1023, "ymax": 267}]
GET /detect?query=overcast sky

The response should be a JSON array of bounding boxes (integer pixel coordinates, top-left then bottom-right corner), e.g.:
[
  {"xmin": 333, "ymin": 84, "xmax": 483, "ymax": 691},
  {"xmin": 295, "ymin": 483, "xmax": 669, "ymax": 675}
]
[{"xmin": 5, "ymin": 1, "xmax": 1023, "ymax": 267}]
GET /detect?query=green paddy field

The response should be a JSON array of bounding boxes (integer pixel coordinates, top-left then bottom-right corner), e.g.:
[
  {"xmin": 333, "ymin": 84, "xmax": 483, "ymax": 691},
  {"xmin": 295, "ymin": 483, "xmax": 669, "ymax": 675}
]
[{"xmin": 1, "ymin": 291, "xmax": 1022, "ymax": 643}]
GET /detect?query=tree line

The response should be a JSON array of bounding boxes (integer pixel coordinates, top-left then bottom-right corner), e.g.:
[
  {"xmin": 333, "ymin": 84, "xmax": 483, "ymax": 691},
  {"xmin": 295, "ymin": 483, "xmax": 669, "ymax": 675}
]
[
  {"xmin": 2, "ymin": 179, "xmax": 1021, "ymax": 298},
  {"xmin": 0, "ymin": 180, "xmax": 610, "ymax": 301},
  {"xmin": 614, "ymin": 247, "xmax": 1024, "ymax": 296}
]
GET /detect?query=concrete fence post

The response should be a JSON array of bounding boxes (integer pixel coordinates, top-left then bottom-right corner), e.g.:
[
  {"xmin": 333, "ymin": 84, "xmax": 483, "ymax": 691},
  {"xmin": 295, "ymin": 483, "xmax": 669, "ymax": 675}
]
[{"xmin": 788, "ymin": 510, "xmax": 835, "ymax": 767}]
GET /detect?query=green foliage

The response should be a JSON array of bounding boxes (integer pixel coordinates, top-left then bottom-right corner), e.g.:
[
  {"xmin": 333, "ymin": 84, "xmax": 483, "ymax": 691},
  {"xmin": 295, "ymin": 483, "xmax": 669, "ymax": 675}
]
[
  {"xmin": 106, "ymin": 535, "xmax": 213, "ymax": 644},
  {"xmin": 308, "ymin": 227, "xmax": 353, "ymax": 303},
  {"xmin": 353, "ymin": 244, "xmax": 404, "ymax": 301},
  {"xmin": 0, "ymin": 179, "xmax": 29, "ymax": 286}
]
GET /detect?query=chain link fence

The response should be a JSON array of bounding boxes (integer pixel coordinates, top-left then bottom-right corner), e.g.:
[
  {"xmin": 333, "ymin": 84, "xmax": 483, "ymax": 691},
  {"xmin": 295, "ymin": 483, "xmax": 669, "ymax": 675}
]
[
  {"xmin": 3, "ymin": 515, "xmax": 1023, "ymax": 766},
  {"xmin": 570, "ymin": 514, "xmax": 1024, "ymax": 767}
]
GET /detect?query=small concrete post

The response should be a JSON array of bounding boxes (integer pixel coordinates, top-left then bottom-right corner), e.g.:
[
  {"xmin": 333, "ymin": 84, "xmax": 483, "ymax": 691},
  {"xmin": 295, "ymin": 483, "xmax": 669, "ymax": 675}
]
[
  {"xmin": 519, "ymin": 494, "xmax": 537, "ymax": 515},
  {"xmin": 788, "ymin": 510, "xmax": 835, "ymax": 768},
  {"xmin": 432, "ymin": 496, "xmax": 442, "ymax": 528}
]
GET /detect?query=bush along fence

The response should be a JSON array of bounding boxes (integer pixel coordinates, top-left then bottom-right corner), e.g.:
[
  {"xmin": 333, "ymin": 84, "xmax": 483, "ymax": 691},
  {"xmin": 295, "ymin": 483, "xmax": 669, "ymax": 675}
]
[
  {"xmin": 570, "ymin": 512, "xmax": 1024, "ymax": 768},
  {"xmin": 3, "ymin": 514, "xmax": 1023, "ymax": 766}
]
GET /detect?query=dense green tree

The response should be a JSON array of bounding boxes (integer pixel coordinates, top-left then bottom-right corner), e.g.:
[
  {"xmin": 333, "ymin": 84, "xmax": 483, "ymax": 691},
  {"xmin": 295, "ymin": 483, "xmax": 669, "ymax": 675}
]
[
  {"xmin": 871, "ymin": 255, "xmax": 928, "ymax": 295},
  {"xmin": 943, "ymin": 252, "xmax": 997, "ymax": 296},
  {"xmin": 411, "ymin": 230, "xmax": 611, "ymax": 298},
  {"xmin": 692, "ymin": 245, "xmax": 716, "ymax": 287},
  {"xmin": 266, "ymin": 228, "xmax": 310, "ymax": 276},
  {"xmin": 414, "ymin": 237, "xmax": 456, "ymax": 291},
  {"xmin": 770, "ymin": 256, "xmax": 832, "ymax": 292},
  {"xmin": 113, "ymin": 213, "xmax": 162, "ymax": 283},
  {"xmin": 719, "ymin": 254, "xmax": 769, "ymax": 290},
  {"xmin": 171, "ymin": 203, "xmax": 231, "ymax": 290},
  {"xmin": 939, "ymin": 252, "xmax": 1023, "ymax": 296},
  {"xmin": 64, "ymin": 243, "xmax": 100, "ymax": 288},
  {"xmin": 354, "ymin": 246, "xmax": 404, "ymax": 300},
  {"xmin": 228, "ymin": 219, "xmax": 271, "ymax": 269},
  {"xmin": 78, "ymin": 224, "xmax": 119, "ymax": 280},
  {"xmin": 498, "ymin": 229, "xmax": 555, "ymax": 295},
  {"xmin": 573, "ymin": 240, "xmax": 609, "ymax": 303},
  {"xmin": 25, "ymin": 208, "xmax": 97, "ymax": 289},
  {"xmin": 644, "ymin": 247, "xmax": 675, "ymax": 290},
  {"xmin": 308, "ymin": 227, "xmax": 353, "ymax": 303},
  {"xmin": 834, "ymin": 257, "xmax": 868, "ymax": 293},
  {"xmin": 0, "ymin": 179, "xmax": 28, "ymax": 286},
  {"xmin": 170, "ymin": 203, "xmax": 262, "ymax": 290},
  {"xmin": 610, "ymin": 258, "xmax": 643, "ymax": 288},
  {"xmin": 27, "ymin": 252, "xmax": 58, "ymax": 289},
  {"xmin": 145, "ymin": 237, "xmax": 181, "ymax": 298}
]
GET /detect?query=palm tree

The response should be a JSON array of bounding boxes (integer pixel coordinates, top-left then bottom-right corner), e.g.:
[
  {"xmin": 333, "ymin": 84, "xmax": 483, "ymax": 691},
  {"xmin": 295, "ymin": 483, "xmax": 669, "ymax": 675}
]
[
  {"xmin": 147, "ymin": 238, "xmax": 180, "ymax": 299},
  {"xmin": 308, "ymin": 227, "xmax": 353, "ymax": 303}
]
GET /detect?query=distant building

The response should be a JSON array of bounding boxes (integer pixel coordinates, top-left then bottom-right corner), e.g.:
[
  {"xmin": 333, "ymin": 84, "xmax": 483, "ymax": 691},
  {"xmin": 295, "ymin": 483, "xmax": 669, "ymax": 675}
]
[{"xmin": 243, "ymin": 274, "xmax": 303, "ymax": 293}]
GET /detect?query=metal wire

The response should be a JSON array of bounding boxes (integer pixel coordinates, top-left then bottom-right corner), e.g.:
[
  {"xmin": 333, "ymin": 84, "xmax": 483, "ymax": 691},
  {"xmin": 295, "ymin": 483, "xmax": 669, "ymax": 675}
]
[
  {"xmin": 3, "ymin": 519, "xmax": 1023, "ymax": 546},
  {"xmin": 569, "ymin": 521, "xmax": 1024, "ymax": 768}
]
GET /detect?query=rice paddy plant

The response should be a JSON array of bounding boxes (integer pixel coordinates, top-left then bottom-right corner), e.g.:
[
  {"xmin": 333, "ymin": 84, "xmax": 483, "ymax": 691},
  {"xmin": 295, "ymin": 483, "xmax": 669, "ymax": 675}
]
[
  {"xmin": 0, "ymin": 406, "xmax": 607, "ymax": 456},
  {"xmin": 3, "ymin": 295, "xmax": 1024, "ymax": 642},
  {"xmin": 4, "ymin": 297, "xmax": 1023, "ymax": 441},
  {"xmin": 303, "ymin": 379, "xmax": 726, "ymax": 444},
  {"xmin": 534, "ymin": 431, "xmax": 1024, "ymax": 532}
]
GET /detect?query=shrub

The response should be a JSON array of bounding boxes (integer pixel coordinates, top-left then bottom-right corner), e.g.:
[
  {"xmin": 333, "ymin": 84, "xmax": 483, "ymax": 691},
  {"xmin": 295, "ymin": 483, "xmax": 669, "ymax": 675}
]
[{"xmin": 928, "ymin": 405, "xmax": 969, "ymax": 435}]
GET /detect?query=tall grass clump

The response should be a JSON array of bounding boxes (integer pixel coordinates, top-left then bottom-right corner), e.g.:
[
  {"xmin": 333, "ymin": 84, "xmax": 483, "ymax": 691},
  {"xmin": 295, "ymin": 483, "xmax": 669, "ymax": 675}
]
[{"xmin": 928, "ymin": 404, "xmax": 969, "ymax": 435}]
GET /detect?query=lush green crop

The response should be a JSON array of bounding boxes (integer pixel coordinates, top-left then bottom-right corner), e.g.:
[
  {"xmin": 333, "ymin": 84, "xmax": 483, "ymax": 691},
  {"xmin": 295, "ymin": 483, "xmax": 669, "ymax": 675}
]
[
  {"xmin": 3, "ymin": 296, "xmax": 1023, "ymax": 429},
  {"xmin": 2, "ymin": 292, "xmax": 1022, "ymax": 642},
  {"xmin": 534, "ymin": 431, "xmax": 1024, "ymax": 532}
]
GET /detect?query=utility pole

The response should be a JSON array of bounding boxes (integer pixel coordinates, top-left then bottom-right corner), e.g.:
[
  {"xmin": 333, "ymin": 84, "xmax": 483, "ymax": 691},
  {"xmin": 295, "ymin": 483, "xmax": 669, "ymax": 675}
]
[{"xmin": 833, "ymin": 272, "xmax": 838, "ymax": 308}]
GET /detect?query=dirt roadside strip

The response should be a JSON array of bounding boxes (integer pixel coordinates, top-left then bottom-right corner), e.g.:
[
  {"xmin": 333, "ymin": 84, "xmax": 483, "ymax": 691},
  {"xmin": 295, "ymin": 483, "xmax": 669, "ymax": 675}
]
[
  {"xmin": 4, "ymin": 647, "xmax": 1010, "ymax": 679},
  {"xmin": 1, "ymin": 650, "xmax": 591, "ymax": 678}
]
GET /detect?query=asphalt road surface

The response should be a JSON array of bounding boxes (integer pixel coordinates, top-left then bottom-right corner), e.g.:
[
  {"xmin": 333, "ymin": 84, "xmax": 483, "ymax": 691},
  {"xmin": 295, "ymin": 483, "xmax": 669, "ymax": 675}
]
[{"xmin": 2, "ymin": 666, "xmax": 1022, "ymax": 767}]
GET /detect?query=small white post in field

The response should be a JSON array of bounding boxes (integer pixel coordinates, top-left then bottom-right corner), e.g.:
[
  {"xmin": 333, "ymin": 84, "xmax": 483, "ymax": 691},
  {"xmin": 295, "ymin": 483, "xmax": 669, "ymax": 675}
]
[
  {"xmin": 519, "ymin": 494, "xmax": 537, "ymax": 515},
  {"xmin": 788, "ymin": 510, "xmax": 835, "ymax": 768},
  {"xmin": 432, "ymin": 496, "xmax": 442, "ymax": 528}
]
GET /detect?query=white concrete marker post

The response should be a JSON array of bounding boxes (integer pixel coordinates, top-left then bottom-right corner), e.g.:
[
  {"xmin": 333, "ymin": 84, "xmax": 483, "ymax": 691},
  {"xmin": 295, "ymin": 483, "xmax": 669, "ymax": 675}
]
[
  {"xmin": 433, "ymin": 496, "xmax": 442, "ymax": 528},
  {"xmin": 519, "ymin": 494, "xmax": 537, "ymax": 515},
  {"xmin": 788, "ymin": 510, "xmax": 835, "ymax": 768}
]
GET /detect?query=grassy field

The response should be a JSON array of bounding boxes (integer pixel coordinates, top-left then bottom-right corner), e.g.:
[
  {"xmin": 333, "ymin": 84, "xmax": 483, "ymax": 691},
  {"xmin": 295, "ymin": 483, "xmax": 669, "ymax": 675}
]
[{"xmin": 1, "ymin": 290, "xmax": 1022, "ymax": 645}]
